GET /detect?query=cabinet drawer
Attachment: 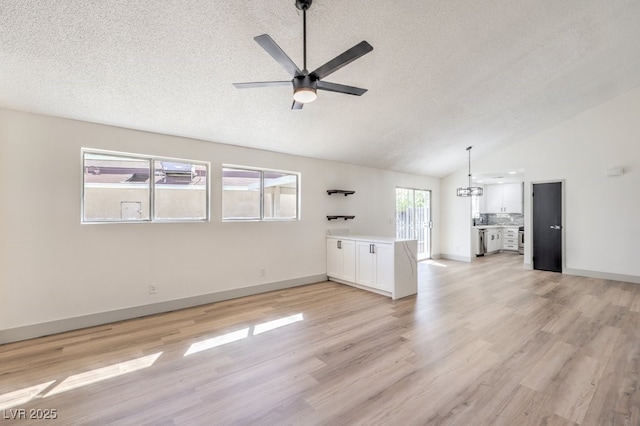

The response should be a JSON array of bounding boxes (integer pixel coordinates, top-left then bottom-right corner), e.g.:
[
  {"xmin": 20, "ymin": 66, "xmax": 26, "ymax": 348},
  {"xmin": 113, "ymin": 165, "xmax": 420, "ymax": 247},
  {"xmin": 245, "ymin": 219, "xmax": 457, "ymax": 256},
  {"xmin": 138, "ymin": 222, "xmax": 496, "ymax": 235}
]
[
  {"xmin": 503, "ymin": 243, "xmax": 518, "ymax": 250},
  {"xmin": 504, "ymin": 230, "xmax": 518, "ymax": 238},
  {"xmin": 504, "ymin": 238, "xmax": 518, "ymax": 244}
]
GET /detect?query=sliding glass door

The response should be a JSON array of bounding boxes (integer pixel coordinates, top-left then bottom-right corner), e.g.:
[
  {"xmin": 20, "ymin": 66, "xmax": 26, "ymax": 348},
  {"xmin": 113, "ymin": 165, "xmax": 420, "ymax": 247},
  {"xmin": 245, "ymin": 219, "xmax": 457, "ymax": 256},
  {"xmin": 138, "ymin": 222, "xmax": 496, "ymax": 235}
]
[{"xmin": 396, "ymin": 188, "xmax": 431, "ymax": 260}]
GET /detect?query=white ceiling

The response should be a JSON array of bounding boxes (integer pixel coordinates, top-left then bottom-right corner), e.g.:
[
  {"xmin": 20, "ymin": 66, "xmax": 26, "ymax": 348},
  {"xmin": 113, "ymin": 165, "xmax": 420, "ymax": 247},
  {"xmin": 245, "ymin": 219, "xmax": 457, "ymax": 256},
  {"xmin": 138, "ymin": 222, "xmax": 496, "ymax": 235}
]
[{"xmin": 2, "ymin": 1, "xmax": 640, "ymax": 177}]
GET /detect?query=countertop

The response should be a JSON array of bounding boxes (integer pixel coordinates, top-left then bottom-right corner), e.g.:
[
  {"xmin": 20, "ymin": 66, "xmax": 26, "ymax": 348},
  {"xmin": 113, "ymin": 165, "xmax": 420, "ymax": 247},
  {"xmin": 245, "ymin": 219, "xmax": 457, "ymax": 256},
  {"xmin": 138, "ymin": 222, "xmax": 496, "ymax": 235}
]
[
  {"xmin": 326, "ymin": 235, "xmax": 415, "ymax": 243},
  {"xmin": 473, "ymin": 225, "xmax": 521, "ymax": 229}
]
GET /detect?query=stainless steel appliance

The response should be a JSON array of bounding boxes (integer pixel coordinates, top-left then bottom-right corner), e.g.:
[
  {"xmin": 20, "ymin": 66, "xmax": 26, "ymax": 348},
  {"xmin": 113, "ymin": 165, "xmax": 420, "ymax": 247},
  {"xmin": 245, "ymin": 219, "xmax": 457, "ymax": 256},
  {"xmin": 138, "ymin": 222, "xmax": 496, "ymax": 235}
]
[
  {"xmin": 475, "ymin": 228, "xmax": 487, "ymax": 256},
  {"xmin": 518, "ymin": 226, "xmax": 524, "ymax": 255}
]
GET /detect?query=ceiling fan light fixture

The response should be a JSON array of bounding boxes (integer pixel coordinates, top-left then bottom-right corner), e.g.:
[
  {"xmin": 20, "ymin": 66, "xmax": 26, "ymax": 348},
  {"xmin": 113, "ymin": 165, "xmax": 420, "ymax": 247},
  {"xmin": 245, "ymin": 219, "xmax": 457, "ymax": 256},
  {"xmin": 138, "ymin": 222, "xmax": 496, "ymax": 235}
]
[
  {"xmin": 293, "ymin": 87, "xmax": 317, "ymax": 103},
  {"xmin": 293, "ymin": 75, "xmax": 317, "ymax": 103}
]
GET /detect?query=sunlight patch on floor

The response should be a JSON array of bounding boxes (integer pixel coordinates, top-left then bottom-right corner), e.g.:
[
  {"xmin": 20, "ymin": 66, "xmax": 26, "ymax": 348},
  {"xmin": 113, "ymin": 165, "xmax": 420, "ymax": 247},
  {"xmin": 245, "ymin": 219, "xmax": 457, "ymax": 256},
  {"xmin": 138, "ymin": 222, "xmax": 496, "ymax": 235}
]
[
  {"xmin": 184, "ymin": 328, "xmax": 250, "ymax": 356},
  {"xmin": 44, "ymin": 352, "xmax": 162, "ymax": 397},
  {"xmin": 424, "ymin": 260, "xmax": 447, "ymax": 268},
  {"xmin": 184, "ymin": 313, "xmax": 304, "ymax": 357},
  {"xmin": 0, "ymin": 381, "xmax": 56, "ymax": 411}
]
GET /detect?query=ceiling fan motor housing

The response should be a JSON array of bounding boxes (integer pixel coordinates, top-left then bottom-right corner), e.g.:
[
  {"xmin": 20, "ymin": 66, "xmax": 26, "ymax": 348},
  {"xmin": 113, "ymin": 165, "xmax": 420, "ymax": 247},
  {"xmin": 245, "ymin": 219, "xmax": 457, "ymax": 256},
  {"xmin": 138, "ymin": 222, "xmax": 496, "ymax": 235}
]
[
  {"xmin": 296, "ymin": 0, "xmax": 312, "ymax": 11},
  {"xmin": 293, "ymin": 75, "xmax": 317, "ymax": 91}
]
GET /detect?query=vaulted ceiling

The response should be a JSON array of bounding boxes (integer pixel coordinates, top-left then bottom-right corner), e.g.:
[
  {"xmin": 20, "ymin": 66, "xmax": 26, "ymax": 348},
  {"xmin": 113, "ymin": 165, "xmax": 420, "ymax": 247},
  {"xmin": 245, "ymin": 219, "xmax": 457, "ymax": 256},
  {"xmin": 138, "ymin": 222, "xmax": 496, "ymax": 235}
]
[{"xmin": 2, "ymin": 1, "xmax": 640, "ymax": 177}]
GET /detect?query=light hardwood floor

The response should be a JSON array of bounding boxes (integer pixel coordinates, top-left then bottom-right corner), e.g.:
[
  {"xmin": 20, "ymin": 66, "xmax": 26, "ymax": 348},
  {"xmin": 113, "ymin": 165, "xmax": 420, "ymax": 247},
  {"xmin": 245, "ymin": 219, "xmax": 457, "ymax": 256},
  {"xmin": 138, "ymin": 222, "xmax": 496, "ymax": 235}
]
[{"xmin": 2, "ymin": 254, "xmax": 640, "ymax": 425}]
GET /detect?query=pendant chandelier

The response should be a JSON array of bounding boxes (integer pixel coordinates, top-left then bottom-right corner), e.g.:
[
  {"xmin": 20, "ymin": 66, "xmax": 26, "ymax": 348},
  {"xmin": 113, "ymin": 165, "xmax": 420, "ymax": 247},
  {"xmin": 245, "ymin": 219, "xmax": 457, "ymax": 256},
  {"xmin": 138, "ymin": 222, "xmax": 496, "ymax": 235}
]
[{"xmin": 456, "ymin": 146, "xmax": 483, "ymax": 197}]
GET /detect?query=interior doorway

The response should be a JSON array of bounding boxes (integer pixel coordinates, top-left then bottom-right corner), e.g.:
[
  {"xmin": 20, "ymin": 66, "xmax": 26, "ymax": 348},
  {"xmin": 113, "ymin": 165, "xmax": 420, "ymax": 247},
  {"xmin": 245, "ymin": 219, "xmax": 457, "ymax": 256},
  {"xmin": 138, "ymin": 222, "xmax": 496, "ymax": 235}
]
[
  {"xmin": 396, "ymin": 188, "xmax": 432, "ymax": 260},
  {"xmin": 532, "ymin": 181, "xmax": 563, "ymax": 272}
]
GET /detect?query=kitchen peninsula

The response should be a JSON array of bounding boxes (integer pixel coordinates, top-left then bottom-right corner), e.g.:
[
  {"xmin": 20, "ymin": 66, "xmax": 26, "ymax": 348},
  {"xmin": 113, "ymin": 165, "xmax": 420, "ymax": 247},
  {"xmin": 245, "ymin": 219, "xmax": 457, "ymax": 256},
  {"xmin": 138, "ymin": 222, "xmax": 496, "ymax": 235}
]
[{"xmin": 326, "ymin": 235, "xmax": 417, "ymax": 299}]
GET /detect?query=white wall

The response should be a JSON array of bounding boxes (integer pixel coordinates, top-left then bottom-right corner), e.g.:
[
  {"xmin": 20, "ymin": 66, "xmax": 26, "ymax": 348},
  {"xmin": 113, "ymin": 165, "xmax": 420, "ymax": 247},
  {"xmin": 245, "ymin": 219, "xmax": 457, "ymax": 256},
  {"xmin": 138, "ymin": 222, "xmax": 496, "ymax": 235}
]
[
  {"xmin": 0, "ymin": 109, "xmax": 440, "ymax": 337},
  {"xmin": 440, "ymin": 168, "xmax": 474, "ymax": 262},
  {"xmin": 441, "ymin": 85, "xmax": 640, "ymax": 280}
]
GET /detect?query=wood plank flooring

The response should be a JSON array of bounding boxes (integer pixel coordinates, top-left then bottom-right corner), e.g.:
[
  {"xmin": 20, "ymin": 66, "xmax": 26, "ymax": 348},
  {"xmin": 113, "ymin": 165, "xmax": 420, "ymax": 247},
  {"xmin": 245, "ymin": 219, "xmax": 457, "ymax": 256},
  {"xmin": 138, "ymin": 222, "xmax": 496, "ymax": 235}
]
[{"xmin": 1, "ymin": 254, "xmax": 640, "ymax": 425}]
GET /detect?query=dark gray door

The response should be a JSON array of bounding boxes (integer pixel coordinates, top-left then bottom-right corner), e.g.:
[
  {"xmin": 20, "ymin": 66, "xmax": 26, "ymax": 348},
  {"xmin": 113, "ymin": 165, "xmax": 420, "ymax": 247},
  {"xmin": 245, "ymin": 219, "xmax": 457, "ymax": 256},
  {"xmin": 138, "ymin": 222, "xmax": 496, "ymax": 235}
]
[{"xmin": 532, "ymin": 182, "xmax": 562, "ymax": 272}]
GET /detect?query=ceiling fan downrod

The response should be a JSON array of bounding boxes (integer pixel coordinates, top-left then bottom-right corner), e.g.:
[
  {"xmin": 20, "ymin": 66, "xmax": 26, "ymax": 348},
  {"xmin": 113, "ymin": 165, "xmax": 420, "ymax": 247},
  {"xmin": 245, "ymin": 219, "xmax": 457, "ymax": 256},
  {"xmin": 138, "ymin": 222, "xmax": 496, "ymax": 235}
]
[{"xmin": 296, "ymin": 0, "xmax": 312, "ymax": 73}]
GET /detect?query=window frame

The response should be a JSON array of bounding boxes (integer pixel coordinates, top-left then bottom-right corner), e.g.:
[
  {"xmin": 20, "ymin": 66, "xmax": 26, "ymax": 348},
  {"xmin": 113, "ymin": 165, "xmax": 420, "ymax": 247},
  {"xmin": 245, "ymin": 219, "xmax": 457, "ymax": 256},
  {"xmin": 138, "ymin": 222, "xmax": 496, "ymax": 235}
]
[
  {"xmin": 222, "ymin": 164, "xmax": 300, "ymax": 222},
  {"xmin": 82, "ymin": 148, "xmax": 210, "ymax": 224}
]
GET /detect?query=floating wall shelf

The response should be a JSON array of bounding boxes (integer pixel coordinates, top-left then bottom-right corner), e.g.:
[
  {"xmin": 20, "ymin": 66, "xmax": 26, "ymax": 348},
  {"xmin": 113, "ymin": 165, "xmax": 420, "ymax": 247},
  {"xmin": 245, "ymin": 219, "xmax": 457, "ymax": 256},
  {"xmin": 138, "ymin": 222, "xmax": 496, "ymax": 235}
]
[
  {"xmin": 327, "ymin": 215, "xmax": 355, "ymax": 221},
  {"xmin": 327, "ymin": 189, "xmax": 354, "ymax": 221},
  {"xmin": 327, "ymin": 189, "xmax": 355, "ymax": 196}
]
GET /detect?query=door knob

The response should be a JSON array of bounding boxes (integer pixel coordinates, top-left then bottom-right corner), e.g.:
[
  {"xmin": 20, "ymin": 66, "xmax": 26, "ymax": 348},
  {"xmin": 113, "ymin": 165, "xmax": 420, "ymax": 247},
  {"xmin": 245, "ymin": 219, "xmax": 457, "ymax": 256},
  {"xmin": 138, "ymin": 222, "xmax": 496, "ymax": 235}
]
[{"xmin": 549, "ymin": 225, "xmax": 561, "ymax": 230}]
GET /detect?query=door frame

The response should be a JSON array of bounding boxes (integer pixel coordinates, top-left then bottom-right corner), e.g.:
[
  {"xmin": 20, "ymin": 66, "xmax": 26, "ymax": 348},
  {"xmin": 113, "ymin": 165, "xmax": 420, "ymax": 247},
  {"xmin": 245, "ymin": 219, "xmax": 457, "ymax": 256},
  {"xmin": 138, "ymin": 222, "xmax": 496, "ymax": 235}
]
[{"xmin": 529, "ymin": 179, "xmax": 565, "ymax": 273}]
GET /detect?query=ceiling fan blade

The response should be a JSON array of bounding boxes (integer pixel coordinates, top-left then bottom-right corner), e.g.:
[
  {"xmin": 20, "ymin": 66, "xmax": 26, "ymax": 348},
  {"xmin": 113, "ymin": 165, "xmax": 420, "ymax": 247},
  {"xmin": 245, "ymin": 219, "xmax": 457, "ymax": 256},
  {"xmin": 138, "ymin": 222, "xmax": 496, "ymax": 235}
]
[
  {"xmin": 254, "ymin": 34, "xmax": 302, "ymax": 78},
  {"xmin": 291, "ymin": 100, "xmax": 304, "ymax": 110},
  {"xmin": 317, "ymin": 81, "xmax": 367, "ymax": 96},
  {"xmin": 310, "ymin": 41, "xmax": 373, "ymax": 80},
  {"xmin": 233, "ymin": 81, "xmax": 291, "ymax": 89}
]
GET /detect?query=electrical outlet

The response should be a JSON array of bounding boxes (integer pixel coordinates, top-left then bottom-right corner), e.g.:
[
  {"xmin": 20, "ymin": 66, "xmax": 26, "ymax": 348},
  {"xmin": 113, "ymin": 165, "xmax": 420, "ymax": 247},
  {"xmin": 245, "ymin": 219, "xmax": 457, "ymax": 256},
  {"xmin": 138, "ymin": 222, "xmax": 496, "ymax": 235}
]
[{"xmin": 149, "ymin": 284, "xmax": 158, "ymax": 294}]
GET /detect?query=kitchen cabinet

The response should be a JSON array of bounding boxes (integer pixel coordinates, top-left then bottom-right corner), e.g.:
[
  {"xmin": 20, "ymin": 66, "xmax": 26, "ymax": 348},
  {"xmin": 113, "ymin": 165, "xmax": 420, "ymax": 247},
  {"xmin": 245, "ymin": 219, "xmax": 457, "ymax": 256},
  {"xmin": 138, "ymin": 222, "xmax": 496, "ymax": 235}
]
[
  {"xmin": 484, "ymin": 185, "xmax": 503, "ymax": 213},
  {"xmin": 502, "ymin": 184, "xmax": 523, "ymax": 213},
  {"xmin": 487, "ymin": 228, "xmax": 502, "ymax": 253},
  {"xmin": 502, "ymin": 227, "xmax": 519, "ymax": 251},
  {"xmin": 356, "ymin": 241, "xmax": 393, "ymax": 292},
  {"xmin": 326, "ymin": 236, "xmax": 417, "ymax": 299},
  {"xmin": 326, "ymin": 238, "xmax": 355, "ymax": 282},
  {"xmin": 483, "ymin": 183, "xmax": 523, "ymax": 214}
]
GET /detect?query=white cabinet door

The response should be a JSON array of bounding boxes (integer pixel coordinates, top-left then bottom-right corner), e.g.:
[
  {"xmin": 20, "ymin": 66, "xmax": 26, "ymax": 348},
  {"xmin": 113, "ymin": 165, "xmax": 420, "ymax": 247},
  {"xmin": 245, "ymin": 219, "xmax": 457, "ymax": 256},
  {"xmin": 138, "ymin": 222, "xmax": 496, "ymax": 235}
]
[
  {"xmin": 327, "ymin": 238, "xmax": 342, "ymax": 278},
  {"xmin": 483, "ymin": 183, "xmax": 523, "ymax": 213},
  {"xmin": 484, "ymin": 184, "xmax": 503, "ymax": 213},
  {"xmin": 356, "ymin": 242, "xmax": 394, "ymax": 291},
  {"xmin": 502, "ymin": 183, "xmax": 523, "ymax": 213},
  {"xmin": 487, "ymin": 229, "xmax": 502, "ymax": 253},
  {"xmin": 478, "ymin": 186, "xmax": 487, "ymax": 213},
  {"xmin": 356, "ymin": 242, "xmax": 375, "ymax": 286},
  {"xmin": 487, "ymin": 231, "xmax": 495, "ymax": 252},
  {"xmin": 374, "ymin": 243, "xmax": 394, "ymax": 292},
  {"xmin": 327, "ymin": 238, "xmax": 356, "ymax": 281},
  {"xmin": 341, "ymin": 240, "xmax": 356, "ymax": 282}
]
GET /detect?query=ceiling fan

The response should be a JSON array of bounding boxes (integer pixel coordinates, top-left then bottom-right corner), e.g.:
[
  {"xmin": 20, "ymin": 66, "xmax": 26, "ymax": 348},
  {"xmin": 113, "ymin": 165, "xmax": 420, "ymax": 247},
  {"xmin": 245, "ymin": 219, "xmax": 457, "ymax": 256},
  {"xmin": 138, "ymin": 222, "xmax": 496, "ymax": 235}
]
[{"xmin": 233, "ymin": 0, "xmax": 373, "ymax": 110}]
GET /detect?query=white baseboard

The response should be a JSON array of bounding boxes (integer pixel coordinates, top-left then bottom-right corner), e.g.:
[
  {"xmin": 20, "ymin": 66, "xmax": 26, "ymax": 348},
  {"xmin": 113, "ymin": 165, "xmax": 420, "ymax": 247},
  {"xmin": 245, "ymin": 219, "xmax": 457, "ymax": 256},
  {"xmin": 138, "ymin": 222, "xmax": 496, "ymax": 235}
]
[
  {"xmin": 564, "ymin": 268, "xmax": 640, "ymax": 284},
  {"xmin": 439, "ymin": 253, "xmax": 472, "ymax": 262},
  {"xmin": 0, "ymin": 274, "xmax": 327, "ymax": 345},
  {"xmin": 525, "ymin": 262, "xmax": 638, "ymax": 283}
]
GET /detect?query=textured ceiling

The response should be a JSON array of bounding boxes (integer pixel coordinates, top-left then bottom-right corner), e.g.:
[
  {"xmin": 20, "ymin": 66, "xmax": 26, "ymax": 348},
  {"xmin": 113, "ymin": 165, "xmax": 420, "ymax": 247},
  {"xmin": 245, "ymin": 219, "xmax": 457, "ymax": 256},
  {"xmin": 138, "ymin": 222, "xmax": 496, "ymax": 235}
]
[{"xmin": 2, "ymin": 1, "xmax": 640, "ymax": 177}]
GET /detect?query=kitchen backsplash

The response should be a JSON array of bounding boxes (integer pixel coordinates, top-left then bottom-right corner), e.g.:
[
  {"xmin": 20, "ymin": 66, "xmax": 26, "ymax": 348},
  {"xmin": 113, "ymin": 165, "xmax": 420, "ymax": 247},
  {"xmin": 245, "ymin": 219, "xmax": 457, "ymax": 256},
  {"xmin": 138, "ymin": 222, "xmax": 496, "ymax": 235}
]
[{"xmin": 474, "ymin": 213, "xmax": 524, "ymax": 226}]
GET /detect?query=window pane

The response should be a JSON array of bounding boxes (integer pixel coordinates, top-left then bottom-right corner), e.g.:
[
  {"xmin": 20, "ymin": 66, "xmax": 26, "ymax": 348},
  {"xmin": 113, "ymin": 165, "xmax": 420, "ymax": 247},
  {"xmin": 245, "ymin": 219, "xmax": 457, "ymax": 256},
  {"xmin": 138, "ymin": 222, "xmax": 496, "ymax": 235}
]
[
  {"xmin": 83, "ymin": 153, "xmax": 151, "ymax": 222},
  {"xmin": 154, "ymin": 161, "xmax": 208, "ymax": 220},
  {"xmin": 222, "ymin": 168, "xmax": 261, "ymax": 220},
  {"xmin": 263, "ymin": 171, "xmax": 298, "ymax": 219}
]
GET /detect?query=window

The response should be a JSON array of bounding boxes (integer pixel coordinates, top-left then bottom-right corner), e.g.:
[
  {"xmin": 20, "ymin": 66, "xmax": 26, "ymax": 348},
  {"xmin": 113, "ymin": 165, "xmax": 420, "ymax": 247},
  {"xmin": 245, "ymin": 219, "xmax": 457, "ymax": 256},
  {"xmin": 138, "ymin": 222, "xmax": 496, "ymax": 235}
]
[
  {"xmin": 222, "ymin": 166, "xmax": 299, "ymax": 221},
  {"xmin": 263, "ymin": 171, "xmax": 298, "ymax": 219},
  {"xmin": 83, "ymin": 149, "xmax": 209, "ymax": 223},
  {"xmin": 154, "ymin": 160, "xmax": 208, "ymax": 221},
  {"xmin": 222, "ymin": 168, "xmax": 261, "ymax": 220}
]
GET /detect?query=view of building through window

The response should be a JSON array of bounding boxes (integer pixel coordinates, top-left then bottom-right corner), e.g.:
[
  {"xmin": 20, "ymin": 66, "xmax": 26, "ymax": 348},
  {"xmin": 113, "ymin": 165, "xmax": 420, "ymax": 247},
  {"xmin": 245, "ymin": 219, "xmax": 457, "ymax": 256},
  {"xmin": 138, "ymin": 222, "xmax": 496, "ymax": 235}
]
[
  {"xmin": 83, "ymin": 150, "xmax": 209, "ymax": 223},
  {"xmin": 154, "ymin": 160, "xmax": 208, "ymax": 221},
  {"xmin": 223, "ymin": 167, "xmax": 299, "ymax": 221}
]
